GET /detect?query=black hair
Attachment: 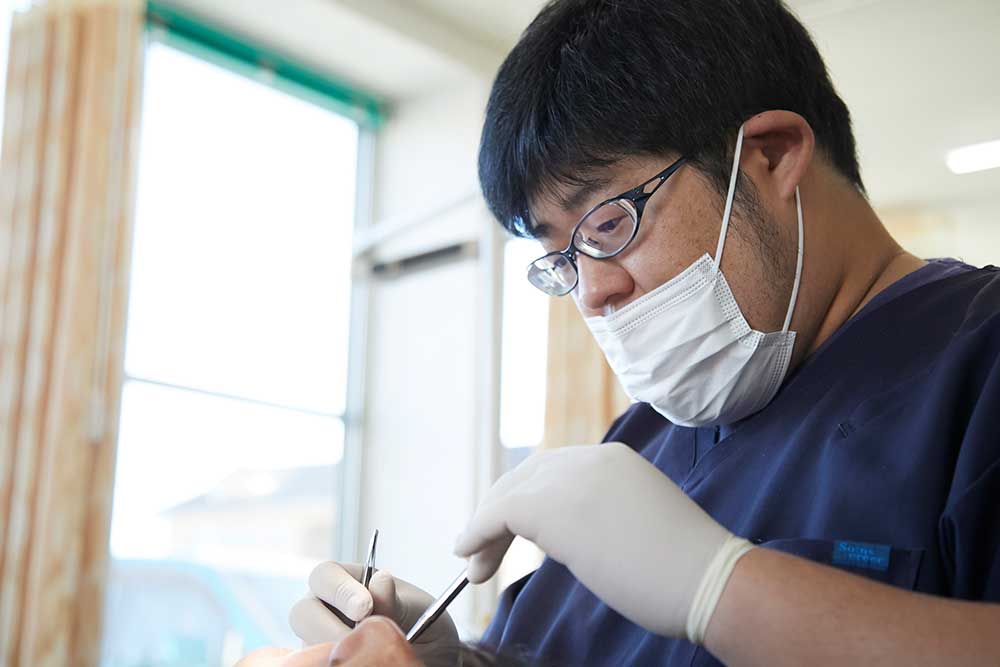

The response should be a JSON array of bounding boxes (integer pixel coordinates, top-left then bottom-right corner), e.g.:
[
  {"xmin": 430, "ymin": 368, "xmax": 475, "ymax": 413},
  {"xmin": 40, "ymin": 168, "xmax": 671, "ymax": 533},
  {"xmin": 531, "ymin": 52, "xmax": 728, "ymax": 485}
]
[{"xmin": 478, "ymin": 0, "xmax": 864, "ymax": 238}]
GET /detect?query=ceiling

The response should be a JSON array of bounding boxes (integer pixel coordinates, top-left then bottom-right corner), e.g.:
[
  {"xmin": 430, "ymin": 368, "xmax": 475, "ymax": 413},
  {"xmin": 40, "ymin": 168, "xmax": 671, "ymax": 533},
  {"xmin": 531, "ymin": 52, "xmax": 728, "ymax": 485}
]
[
  {"xmin": 794, "ymin": 0, "xmax": 1000, "ymax": 207},
  {"xmin": 164, "ymin": 0, "xmax": 1000, "ymax": 209}
]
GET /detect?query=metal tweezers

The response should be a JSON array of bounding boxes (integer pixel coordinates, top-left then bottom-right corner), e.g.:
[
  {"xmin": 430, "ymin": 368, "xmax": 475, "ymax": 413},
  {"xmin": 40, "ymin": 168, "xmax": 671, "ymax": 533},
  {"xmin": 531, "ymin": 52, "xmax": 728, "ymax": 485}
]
[
  {"xmin": 405, "ymin": 569, "xmax": 469, "ymax": 643},
  {"xmin": 322, "ymin": 528, "xmax": 470, "ymax": 643},
  {"xmin": 360, "ymin": 528, "xmax": 378, "ymax": 588},
  {"xmin": 363, "ymin": 528, "xmax": 470, "ymax": 643},
  {"xmin": 320, "ymin": 528, "xmax": 379, "ymax": 628}
]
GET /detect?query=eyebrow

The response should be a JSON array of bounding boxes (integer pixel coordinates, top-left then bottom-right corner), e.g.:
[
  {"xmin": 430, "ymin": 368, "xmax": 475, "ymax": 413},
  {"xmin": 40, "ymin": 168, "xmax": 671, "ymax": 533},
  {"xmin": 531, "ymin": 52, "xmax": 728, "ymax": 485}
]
[
  {"xmin": 527, "ymin": 175, "xmax": 614, "ymax": 240},
  {"xmin": 530, "ymin": 223, "xmax": 552, "ymax": 240},
  {"xmin": 556, "ymin": 178, "xmax": 613, "ymax": 213}
]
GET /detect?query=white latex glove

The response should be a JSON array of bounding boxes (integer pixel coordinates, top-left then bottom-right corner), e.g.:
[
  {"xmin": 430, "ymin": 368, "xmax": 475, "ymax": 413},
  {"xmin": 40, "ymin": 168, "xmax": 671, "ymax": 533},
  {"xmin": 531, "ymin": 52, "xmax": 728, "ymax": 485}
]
[
  {"xmin": 289, "ymin": 562, "xmax": 458, "ymax": 661},
  {"xmin": 453, "ymin": 442, "xmax": 753, "ymax": 644}
]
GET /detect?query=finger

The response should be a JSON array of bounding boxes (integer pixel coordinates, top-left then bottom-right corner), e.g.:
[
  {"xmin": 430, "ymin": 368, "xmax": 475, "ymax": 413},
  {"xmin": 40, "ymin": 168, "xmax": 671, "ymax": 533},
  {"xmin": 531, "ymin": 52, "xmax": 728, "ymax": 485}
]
[
  {"xmin": 289, "ymin": 596, "xmax": 353, "ymax": 646},
  {"xmin": 453, "ymin": 457, "xmax": 548, "ymax": 557},
  {"xmin": 390, "ymin": 576, "xmax": 446, "ymax": 639},
  {"xmin": 368, "ymin": 569, "xmax": 397, "ymax": 619},
  {"xmin": 466, "ymin": 533, "xmax": 515, "ymax": 584},
  {"xmin": 454, "ymin": 491, "xmax": 534, "ymax": 558},
  {"xmin": 308, "ymin": 562, "xmax": 373, "ymax": 621}
]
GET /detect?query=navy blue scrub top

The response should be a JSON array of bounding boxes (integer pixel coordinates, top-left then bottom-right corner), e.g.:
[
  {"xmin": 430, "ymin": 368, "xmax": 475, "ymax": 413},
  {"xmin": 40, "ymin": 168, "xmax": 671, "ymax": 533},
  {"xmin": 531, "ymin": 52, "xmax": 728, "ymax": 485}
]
[{"xmin": 483, "ymin": 259, "xmax": 1000, "ymax": 666}]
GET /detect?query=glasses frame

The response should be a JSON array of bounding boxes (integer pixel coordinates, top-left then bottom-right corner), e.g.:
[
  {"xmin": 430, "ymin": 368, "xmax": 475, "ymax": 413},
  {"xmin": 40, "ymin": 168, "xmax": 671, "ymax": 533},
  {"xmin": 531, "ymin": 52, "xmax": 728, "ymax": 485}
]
[{"xmin": 528, "ymin": 156, "xmax": 687, "ymax": 296}]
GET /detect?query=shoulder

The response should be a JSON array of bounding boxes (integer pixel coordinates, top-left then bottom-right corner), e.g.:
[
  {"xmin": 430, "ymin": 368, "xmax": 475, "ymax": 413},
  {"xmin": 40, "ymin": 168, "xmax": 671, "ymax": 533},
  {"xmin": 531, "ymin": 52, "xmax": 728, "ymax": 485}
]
[
  {"xmin": 934, "ymin": 266, "xmax": 1000, "ymax": 360},
  {"xmin": 956, "ymin": 266, "xmax": 1000, "ymax": 332},
  {"xmin": 887, "ymin": 265, "xmax": 1000, "ymax": 355},
  {"xmin": 918, "ymin": 268, "xmax": 1000, "ymax": 479},
  {"xmin": 891, "ymin": 267, "xmax": 1000, "ymax": 405}
]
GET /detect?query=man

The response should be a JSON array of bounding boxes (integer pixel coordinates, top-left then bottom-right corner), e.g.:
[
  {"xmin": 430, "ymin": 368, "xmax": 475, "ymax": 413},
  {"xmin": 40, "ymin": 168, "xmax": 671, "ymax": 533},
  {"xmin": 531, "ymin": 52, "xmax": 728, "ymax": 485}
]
[{"xmin": 291, "ymin": 0, "xmax": 1000, "ymax": 664}]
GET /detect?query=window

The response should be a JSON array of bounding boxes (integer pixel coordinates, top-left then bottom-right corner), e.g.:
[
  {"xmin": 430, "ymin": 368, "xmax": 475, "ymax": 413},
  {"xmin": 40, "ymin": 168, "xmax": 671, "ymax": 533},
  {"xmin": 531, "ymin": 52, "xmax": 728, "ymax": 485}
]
[
  {"xmin": 500, "ymin": 237, "xmax": 550, "ymax": 463},
  {"xmin": 496, "ymin": 238, "xmax": 550, "ymax": 588},
  {"xmin": 102, "ymin": 41, "xmax": 360, "ymax": 667}
]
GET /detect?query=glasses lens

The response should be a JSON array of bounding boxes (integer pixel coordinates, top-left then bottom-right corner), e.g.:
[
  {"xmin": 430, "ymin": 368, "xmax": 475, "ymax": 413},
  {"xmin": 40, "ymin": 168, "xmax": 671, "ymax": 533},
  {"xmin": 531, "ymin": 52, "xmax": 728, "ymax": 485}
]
[
  {"xmin": 527, "ymin": 253, "xmax": 577, "ymax": 296},
  {"xmin": 573, "ymin": 199, "xmax": 638, "ymax": 259}
]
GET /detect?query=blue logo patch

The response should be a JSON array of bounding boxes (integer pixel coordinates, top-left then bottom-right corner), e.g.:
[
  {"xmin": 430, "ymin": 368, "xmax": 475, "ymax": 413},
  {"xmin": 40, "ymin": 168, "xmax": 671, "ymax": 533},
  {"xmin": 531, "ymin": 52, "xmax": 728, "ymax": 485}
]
[{"xmin": 832, "ymin": 541, "xmax": 891, "ymax": 572}]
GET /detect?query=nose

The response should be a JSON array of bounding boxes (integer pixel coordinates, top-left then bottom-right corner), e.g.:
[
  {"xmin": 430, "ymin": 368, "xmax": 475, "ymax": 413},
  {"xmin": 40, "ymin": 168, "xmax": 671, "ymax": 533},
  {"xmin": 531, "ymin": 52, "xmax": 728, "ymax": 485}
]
[{"xmin": 573, "ymin": 254, "xmax": 634, "ymax": 315}]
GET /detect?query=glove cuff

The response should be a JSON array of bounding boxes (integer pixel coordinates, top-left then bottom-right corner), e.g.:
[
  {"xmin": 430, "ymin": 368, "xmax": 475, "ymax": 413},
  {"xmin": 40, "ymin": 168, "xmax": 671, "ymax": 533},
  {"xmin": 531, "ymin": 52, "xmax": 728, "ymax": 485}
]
[{"xmin": 685, "ymin": 534, "xmax": 754, "ymax": 645}]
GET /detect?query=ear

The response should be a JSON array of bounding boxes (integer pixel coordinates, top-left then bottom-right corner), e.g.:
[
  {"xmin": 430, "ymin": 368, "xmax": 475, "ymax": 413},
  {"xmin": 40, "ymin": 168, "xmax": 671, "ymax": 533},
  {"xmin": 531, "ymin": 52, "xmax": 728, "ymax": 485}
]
[{"xmin": 740, "ymin": 110, "xmax": 815, "ymax": 201}]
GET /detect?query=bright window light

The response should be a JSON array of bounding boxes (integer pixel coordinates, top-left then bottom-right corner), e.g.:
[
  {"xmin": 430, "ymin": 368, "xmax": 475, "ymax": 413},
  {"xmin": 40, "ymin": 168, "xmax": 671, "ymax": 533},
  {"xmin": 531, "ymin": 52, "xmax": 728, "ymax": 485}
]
[
  {"xmin": 946, "ymin": 139, "xmax": 1000, "ymax": 175},
  {"xmin": 500, "ymin": 238, "xmax": 550, "ymax": 449},
  {"xmin": 103, "ymin": 41, "xmax": 359, "ymax": 666}
]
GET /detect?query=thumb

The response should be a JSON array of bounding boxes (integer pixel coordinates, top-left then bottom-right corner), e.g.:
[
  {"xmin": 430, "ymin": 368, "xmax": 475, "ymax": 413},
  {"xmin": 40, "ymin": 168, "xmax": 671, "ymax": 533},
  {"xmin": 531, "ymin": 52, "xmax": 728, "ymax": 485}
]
[
  {"xmin": 455, "ymin": 488, "xmax": 538, "ymax": 559},
  {"xmin": 466, "ymin": 534, "xmax": 515, "ymax": 584},
  {"xmin": 455, "ymin": 494, "xmax": 535, "ymax": 583}
]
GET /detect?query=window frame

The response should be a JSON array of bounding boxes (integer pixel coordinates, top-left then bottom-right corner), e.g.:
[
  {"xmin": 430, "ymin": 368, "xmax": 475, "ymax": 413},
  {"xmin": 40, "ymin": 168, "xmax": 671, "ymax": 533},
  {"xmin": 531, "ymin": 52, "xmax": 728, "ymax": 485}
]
[{"xmin": 144, "ymin": 1, "xmax": 384, "ymax": 129}]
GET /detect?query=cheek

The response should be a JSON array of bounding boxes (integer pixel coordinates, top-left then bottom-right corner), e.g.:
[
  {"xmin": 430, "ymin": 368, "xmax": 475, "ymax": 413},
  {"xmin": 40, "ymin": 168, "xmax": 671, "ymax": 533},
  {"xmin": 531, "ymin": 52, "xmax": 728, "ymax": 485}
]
[
  {"xmin": 622, "ymin": 209, "xmax": 714, "ymax": 290},
  {"xmin": 718, "ymin": 215, "xmax": 793, "ymax": 332}
]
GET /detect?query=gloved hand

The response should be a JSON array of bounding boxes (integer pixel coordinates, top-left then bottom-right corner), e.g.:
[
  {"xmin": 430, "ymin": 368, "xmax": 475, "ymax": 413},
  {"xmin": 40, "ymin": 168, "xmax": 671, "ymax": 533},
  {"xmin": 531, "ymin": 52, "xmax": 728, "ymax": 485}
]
[
  {"xmin": 453, "ymin": 442, "xmax": 754, "ymax": 644},
  {"xmin": 289, "ymin": 562, "xmax": 458, "ymax": 659}
]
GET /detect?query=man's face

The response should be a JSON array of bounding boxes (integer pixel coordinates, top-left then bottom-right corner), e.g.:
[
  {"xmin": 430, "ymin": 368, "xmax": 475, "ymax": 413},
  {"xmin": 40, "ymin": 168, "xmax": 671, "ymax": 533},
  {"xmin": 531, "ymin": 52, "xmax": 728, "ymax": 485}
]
[{"xmin": 528, "ymin": 155, "xmax": 796, "ymax": 334}]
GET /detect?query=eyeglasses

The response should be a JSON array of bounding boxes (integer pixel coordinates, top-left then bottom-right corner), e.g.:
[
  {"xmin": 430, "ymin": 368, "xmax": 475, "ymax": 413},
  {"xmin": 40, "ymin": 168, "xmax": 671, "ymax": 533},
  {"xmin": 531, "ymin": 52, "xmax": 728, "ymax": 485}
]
[{"xmin": 526, "ymin": 156, "xmax": 687, "ymax": 296}]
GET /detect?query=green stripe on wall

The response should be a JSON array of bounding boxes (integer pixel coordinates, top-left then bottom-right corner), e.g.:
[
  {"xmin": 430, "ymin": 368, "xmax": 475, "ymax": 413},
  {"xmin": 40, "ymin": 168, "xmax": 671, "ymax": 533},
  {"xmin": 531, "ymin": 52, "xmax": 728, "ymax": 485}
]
[{"xmin": 145, "ymin": 1, "xmax": 385, "ymax": 128}]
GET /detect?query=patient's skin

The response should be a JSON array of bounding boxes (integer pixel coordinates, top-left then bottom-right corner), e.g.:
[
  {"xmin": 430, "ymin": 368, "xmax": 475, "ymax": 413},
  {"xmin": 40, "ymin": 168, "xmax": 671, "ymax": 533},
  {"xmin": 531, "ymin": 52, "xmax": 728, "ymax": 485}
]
[
  {"xmin": 235, "ymin": 642, "xmax": 336, "ymax": 667},
  {"xmin": 329, "ymin": 617, "xmax": 422, "ymax": 666},
  {"xmin": 236, "ymin": 617, "xmax": 421, "ymax": 667}
]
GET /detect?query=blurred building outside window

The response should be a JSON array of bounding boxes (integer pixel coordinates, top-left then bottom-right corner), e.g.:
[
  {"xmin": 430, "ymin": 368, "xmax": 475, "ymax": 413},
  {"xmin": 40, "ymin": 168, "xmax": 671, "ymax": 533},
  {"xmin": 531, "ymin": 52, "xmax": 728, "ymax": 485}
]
[{"xmin": 102, "ymin": 41, "xmax": 359, "ymax": 667}]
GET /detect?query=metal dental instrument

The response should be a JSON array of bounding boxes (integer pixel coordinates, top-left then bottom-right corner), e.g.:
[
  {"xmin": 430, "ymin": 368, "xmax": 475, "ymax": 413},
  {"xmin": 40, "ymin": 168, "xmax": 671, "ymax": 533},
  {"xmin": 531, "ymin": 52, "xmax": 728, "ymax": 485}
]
[
  {"xmin": 361, "ymin": 528, "xmax": 379, "ymax": 588},
  {"xmin": 405, "ymin": 569, "xmax": 469, "ymax": 643},
  {"xmin": 321, "ymin": 528, "xmax": 379, "ymax": 628}
]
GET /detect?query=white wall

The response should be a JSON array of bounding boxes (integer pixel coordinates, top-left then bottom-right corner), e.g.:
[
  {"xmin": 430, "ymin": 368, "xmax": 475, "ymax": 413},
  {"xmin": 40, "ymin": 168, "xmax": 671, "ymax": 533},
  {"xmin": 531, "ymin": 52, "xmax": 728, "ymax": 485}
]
[
  {"xmin": 880, "ymin": 199, "xmax": 1000, "ymax": 268},
  {"xmin": 358, "ymin": 82, "xmax": 502, "ymax": 636},
  {"xmin": 370, "ymin": 84, "xmax": 491, "ymax": 263},
  {"xmin": 362, "ymin": 258, "xmax": 482, "ymax": 631}
]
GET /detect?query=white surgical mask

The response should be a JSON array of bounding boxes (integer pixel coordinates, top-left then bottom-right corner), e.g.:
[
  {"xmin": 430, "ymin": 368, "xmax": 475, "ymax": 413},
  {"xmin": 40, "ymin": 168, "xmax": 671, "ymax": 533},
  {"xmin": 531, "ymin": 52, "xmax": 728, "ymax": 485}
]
[{"xmin": 584, "ymin": 124, "xmax": 804, "ymax": 427}]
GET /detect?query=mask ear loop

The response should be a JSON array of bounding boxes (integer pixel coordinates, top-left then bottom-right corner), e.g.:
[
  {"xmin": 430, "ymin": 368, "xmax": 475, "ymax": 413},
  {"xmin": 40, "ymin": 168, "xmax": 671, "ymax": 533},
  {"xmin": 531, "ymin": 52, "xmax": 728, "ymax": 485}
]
[
  {"xmin": 713, "ymin": 125, "xmax": 745, "ymax": 272},
  {"xmin": 716, "ymin": 123, "xmax": 805, "ymax": 334},
  {"xmin": 781, "ymin": 187, "xmax": 805, "ymax": 333}
]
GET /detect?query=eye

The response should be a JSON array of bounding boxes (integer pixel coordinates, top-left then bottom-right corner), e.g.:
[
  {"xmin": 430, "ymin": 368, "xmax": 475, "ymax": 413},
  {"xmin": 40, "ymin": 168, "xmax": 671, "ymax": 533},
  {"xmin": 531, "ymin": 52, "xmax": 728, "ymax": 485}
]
[{"xmin": 595, "ymin": 217, "xmax": 623, "ymax": 234}]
